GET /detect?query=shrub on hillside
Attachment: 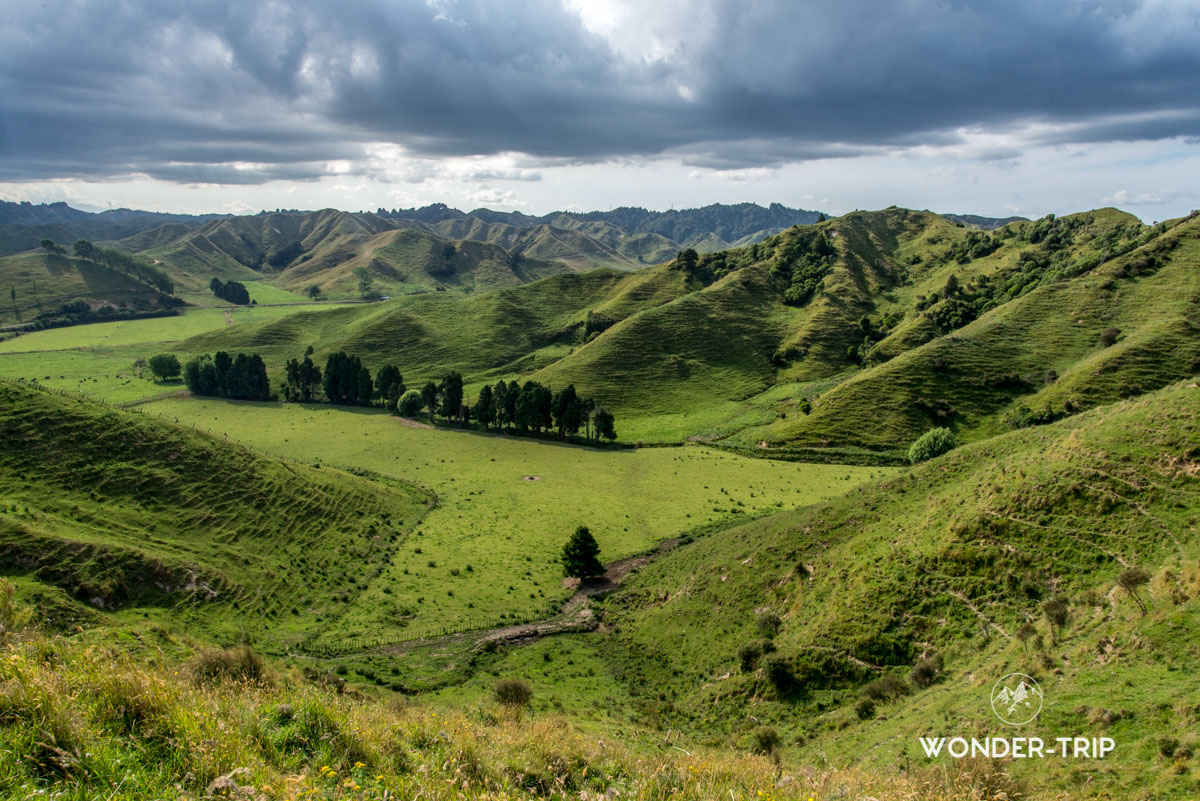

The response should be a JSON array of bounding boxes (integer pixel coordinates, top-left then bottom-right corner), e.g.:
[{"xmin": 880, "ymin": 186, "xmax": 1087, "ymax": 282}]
[
  {"xmin": 861, "ymin": 673, "xmax": 910, "ymax": 701},
  {"xmin": 190, "ymin": 644, "xmax": 269, "ymax": 686},
  {"xmin": 755, "ymin": 611, "xmax": 782, "ymax": 638},
  {"xmin": 737, "ymin": 641, "xmax": 762, "ymax": 672},
  {"xmin": 750, "ymin": 726, "xmax": 781, "ymax": 756},
  {"xmin": 737, "ymin": 639, "xmax": 775, "ymax": 672},
  {"xmin": 1099, "ymin": 327, "xmax": 1121, "ymax": 347},
  {"xmin": 763, "ymin": 653, "xmax": 796, "ymax": 695},
  {"xmin": 908, "ymin": 427, "xmax": 957, "ymax": 464},
  {"xmin": 855, "ymin": 697, "xmax": 876, "ymax": 720},
  {"xmin": 909, "ymin": 653, "xmax": 944, "ymax": 689},
  {"xmin": 493, "ymin": 677, "xmax": 533, "ymax": 709}
]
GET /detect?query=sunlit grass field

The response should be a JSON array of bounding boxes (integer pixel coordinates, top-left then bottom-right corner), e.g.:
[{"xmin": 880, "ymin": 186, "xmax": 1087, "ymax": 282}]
[{"xmin": 139, "ymin": 397, "xmax": 892, "ymax": 640}]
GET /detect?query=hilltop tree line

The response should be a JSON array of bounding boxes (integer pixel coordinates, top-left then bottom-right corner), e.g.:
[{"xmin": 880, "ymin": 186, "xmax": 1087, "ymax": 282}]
[
  {"xmin": 210, "ymin": 278, "xmax": 251, "ymax": 305},
  {"xmin": 67, "ymin": 239, "xmax": 175, "ymax": 295},
  {"xmin": 183, "ymin": 351, "xmax": 272, "ymax": 401},
  {"xmin": 281, "ymin": 349, "xmax": 617, "ymax": 443}
]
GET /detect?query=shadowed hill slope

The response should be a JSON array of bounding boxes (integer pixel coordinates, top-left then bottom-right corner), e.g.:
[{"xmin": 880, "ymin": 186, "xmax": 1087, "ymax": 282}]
[{"xmin": 0, "ymin": 380, "xmax": 428, "ymax": 647}]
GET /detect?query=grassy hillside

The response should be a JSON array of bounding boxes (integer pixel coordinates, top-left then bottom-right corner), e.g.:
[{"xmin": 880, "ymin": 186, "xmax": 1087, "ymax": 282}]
[
  {"xmin": 0, "ymin": 251, "xmax": 164, "ymax": 325},
  {"xmin": 0, "ymin": 380, "xmax": 429, "ymax": 649},
  {"xmin": 597, "ymin": 382, "xmax": 1200, "ymax": 798},
  {"xmin": 733, "ymin": 209, "xmax": 1200, "ymax": 454},
  {"xmin": 0, "ymin": 606, "xmax": 1021, "ymax": 801},
  {"xmin": 157, "ymin": 206, "xmax": 1199, "ymax": 449},
  {"xmin": 174, "ymin": 267, "xmax": 687, "ymax": 388}
]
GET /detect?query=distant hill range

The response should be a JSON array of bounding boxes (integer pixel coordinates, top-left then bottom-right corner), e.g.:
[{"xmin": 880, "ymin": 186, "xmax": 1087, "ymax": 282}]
[
  {"xmin": 941, "ymin": 212, "xmax": 1029, "ymax": 229},
  {"xmin": 0, "ymin": 201, "xmax": 826, "ymax": 304}
]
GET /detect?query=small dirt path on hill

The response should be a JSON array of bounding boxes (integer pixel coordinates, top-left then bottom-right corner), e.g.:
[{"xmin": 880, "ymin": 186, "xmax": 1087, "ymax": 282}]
[
  {"xmin": 394, "ymin": 416, "xmax": 434, "ymax": 430},
  {"xmin": 332, "ymin": 538, "xmax": 682, "ymax": 659}
]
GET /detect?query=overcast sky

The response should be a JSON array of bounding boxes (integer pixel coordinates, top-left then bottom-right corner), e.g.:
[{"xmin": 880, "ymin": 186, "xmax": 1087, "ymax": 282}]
[{"xmin": 1, "ymin": 0, "xmax": 1198, "ymax": 220}]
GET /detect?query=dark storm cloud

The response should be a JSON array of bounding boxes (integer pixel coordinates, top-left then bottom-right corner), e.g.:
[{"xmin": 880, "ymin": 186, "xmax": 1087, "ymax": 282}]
[{"xmin": 1, "ymin": 0, "xmax": 1197, "ymax": 182}]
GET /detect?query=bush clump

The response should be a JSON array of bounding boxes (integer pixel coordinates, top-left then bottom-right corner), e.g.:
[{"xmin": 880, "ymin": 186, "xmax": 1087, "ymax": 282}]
[
  {"xmin": 493, "ymin": 677, "xmax": 533, "ymax": 709},
  {"xmin": 861, "ymin": 673, "xmax": 910, "ymax": 702},
  {"xmin": 750, "ymin": 726, "xmax": 781, "ymax": 756},
  {"xmin": 855, "ymin": 697, "xmax": 876, "ymax": 720},
  {"xmin": 908, "ymin": 427, "xmax": 957, "ymax": 464},
  {"xmin": 909, "ymin": 653, "xmax": 944, "ymax": 689},
  {"xmin": 755, "ymin": 611, "xmax": 782, "ymax": 638},
  {"xmin": 190, "ymin": 644, "xmax": 269, "ymax": 686}
]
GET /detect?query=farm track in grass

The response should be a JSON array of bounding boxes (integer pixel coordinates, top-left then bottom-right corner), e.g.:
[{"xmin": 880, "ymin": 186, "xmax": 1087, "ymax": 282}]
[{"xmin": 304, "ymin": 537, "xmax": 682, "ymax": 658}]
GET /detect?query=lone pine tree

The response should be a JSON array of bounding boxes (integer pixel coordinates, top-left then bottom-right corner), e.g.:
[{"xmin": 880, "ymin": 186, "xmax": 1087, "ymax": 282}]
[{"xmin": 562, "ymin": 525, "xmax": 604, "ymax": 579}]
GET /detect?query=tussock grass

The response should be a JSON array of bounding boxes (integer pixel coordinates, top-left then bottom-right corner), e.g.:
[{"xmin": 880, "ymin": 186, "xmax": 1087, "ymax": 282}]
[{"xmin": 0, "ymin": 610, "xmax": 1060, "ymax": 800}]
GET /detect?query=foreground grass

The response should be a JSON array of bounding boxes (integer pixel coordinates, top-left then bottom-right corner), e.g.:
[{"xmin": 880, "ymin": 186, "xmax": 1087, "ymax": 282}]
[{"xmin": 0, "ymin": 615, "xmax": 1057, "ymax": 801}]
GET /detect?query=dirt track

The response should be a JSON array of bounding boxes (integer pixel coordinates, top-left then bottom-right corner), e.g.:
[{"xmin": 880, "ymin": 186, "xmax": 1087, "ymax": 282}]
[{"xmin": 350, "ymin": 537, "xmax": 683, "ymax": 658}]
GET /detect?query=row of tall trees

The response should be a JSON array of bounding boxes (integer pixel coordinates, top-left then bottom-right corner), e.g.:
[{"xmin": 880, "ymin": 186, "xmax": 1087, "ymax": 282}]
[
  {"xmin": 70, "ymin": 240, "xmax": 175, "ymax": 295},
  {"xmin": 470, "ymin": 379, "xmax": 615, "ymax": 442},
  {"xmin": 183, "ymin": 351, "xmax": 271, "ymax": 401},
  {"xmin": 280, "ymin": 349, "xmax": 617, "ymax": 443}
]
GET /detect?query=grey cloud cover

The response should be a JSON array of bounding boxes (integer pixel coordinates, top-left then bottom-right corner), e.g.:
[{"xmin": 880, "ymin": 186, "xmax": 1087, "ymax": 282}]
[{"xmin": 1, "ymin": 0, "xmax": 1198, "ymax": 183}]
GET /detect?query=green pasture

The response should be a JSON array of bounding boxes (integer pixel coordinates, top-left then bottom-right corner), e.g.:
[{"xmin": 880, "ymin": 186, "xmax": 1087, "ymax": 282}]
[{"xmin": 138, "ymin": 396, "xmax": 892, "ymax": 641}]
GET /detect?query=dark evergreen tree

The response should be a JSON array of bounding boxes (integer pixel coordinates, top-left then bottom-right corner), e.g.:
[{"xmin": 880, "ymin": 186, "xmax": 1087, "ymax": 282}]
[
  {"xmin": 515, "ymin": 382, "xmax": 538, "ymax": 432},
  {"xmin": 581, "ymin": 397, "xmax": 596, "ymax": 441},
  {"xmin": 503, "ymin": 381, "xmax": 520, "ymax": 430},
  {"xmin": 473, "ymin": 384, "xmax": 495, "ymax": 430},
  {"xmin": 561, "ymin": 526, "xmax": 604, "ymax": 579},
  {"xmin": 213, "ymin": 351, "xmax": 232, "ymax": 396},
  {"xmin": 420, "ymin": 381, "xmax": 439, "ymax": 423},
  {"xmin": 491, "ymin": 380, "xmax": 508, "ymax": 429},
  {"xmin": 374, "ymin": 365, "xmax": 405, "ymax": 409},
  {"xmin": 356, "ymin": 365, "xmax": 373, "ymax": 406},
  {"xmin": 552, "ymin": 385, "xmax": 582, "ymax": 439},
  {"xmin": 594, "ymin": 406, "xmax": 617, "ymax": 442},
  {"xmin": 440, "ymin": 371, "xmax": 464, "ymax": 423},
  {"xmin": 183, "ymin": 355, "xmax": 219, "ymax": 396}
]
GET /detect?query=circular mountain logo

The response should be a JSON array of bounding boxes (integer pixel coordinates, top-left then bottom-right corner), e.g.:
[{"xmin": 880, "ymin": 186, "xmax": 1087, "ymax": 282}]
[{"xmin": 990, "ymin": 673, "xmax": 1043, "ymax": 726}]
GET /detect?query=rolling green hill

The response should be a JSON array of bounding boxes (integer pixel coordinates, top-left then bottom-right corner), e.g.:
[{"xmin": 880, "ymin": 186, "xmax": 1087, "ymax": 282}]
[
  {"xmin": 0, "ymin": 380, "xmax": 429, "ymax": 648},
  {"xmin": 0, "ymin": 250, "xmax": 164, "ymax": 324},
  {"xmin": 173, "ymin": 206, "xmax": 1197, "ymax": 451},
  {"xmin": 595, "ymin": 381, "xmax": 1200, "ymax": 798}
]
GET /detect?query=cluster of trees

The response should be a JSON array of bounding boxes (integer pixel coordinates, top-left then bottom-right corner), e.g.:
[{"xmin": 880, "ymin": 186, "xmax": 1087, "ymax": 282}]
[
  {"xmin": 769, "ymin": 230, "xmax": 836, "ymax": 306},
  {"xmin": 183, "ymin": 351, "xmax": 272, "ymax": 401},
  {"xmin": 465, "ymin": 379, "xmax": 616, "ymax": 442},
  {"xmin": 210, "ymin": 278, "xmax": 251, "ymax": 305},
  {"xmin": 279, "ymin": 350, "xmax": 618, "ymax": 443},
  {"xmin": 282, "ymin": 349, "xmax": 323, "ymax": 402},
  {"xmin": 672, "ymin": 246, "xmax": 758, "ymax": 287},
  {"xmin": 845, "ymin": 313, "xmax": 901, "ymax": 366},
  {"xmin": 70, "ymin": 240, "xmax": 175, "ymax": 295},
  {"xmin": 21, "ymin": 298, "xmax": 180, "ymax": 332},
  {"xmin": 938, "ymin": 229, "xmax": 1001, "ymax": 265}
]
